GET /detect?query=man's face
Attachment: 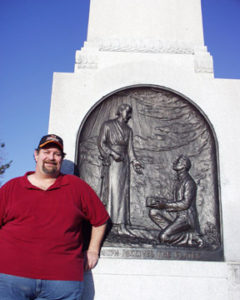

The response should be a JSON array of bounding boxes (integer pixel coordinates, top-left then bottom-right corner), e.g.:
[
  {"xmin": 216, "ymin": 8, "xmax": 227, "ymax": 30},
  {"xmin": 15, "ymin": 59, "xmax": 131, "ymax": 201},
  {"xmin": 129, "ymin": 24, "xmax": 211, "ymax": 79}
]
[
  {"xmin": 34, "ymin": 145, "xmax": 63, "ymax": 176},
  {"xmin": 173, "ymin": 156, "xmax": 186, "ymax": 171},
  {"xmin": 121, "ymin": 106, "xmax": 132, "ymax": 123}
]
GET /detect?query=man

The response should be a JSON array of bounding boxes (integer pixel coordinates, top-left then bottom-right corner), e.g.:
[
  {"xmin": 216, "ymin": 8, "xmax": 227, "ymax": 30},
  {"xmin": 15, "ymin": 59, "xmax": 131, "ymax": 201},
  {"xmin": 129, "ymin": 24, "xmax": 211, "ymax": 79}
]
[
  {"xmin": 0, "ymin": 134, "xmax": 109, "ymax": 299},
  {"xmin": 147, "ymin": 155, "xmax": 203, "ymax": 247},
  {"xmin": 98, "ymin": 104, "xmax": 143, "ymax": 236}
]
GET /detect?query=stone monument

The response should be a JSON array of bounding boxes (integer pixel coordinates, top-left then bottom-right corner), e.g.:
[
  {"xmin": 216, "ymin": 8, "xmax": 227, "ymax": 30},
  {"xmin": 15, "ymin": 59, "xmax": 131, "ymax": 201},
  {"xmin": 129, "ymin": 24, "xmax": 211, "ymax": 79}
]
[{"xmin": 49, "ymin": 0, "xmax": 240, "ymax": 299}]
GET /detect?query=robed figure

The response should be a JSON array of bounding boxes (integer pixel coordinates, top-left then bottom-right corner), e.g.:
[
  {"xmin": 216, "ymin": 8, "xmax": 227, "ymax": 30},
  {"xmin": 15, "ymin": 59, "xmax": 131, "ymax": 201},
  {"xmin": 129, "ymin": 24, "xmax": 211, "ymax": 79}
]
[{"xmin": 98, "ymin": 104, "xmax": 143, "ymax": 236}]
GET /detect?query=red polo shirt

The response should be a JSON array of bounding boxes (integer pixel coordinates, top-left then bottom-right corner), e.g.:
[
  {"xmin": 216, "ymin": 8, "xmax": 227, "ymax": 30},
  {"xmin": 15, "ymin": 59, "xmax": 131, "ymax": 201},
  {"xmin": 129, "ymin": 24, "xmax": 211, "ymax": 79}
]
[{"xmin": 0, "ymin": 172, "xmax": 109, "ymax": 281}]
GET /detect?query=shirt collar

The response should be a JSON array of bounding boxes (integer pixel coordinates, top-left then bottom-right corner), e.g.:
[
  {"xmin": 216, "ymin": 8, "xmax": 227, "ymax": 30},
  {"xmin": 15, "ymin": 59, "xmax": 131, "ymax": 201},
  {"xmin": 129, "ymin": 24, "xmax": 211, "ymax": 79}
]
[
  {"xmin": 22, "ymin": 172, "xmax": 70, "ymax": 190},
  {"xmin": 177, "ymin": 171, "xmax": 188, "ymax": 182}
]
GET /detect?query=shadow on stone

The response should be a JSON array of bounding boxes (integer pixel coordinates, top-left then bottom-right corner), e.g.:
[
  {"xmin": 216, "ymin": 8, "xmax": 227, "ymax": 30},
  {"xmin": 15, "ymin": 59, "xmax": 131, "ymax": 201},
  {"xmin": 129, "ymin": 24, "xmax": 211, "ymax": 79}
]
[{"xmin": 61, "ymin": 159, "xmax": 76, "ymax": 174}]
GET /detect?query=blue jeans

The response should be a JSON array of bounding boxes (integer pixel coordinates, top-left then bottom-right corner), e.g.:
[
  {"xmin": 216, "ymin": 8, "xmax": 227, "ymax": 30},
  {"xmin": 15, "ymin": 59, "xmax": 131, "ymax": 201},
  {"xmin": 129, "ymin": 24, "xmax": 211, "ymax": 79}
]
[{"xmin": 0, "ymin": 273, "xmax": 83, "ymax": 300}]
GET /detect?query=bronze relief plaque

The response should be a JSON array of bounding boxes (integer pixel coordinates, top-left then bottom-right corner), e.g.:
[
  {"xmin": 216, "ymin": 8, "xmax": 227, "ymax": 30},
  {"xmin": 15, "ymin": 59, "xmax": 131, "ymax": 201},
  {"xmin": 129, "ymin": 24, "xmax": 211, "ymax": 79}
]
[{"xmin": 76, "ymin": 86, "xmax": 223, "ymax": 261}]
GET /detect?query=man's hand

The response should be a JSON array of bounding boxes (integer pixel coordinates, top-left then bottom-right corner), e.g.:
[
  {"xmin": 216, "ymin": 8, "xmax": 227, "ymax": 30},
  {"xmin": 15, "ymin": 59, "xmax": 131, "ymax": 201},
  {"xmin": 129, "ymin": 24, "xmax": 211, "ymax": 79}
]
[
  {"xmin": 84, "ymin": 250, "xmax": 99, "ymax": 271},
  {"xmin": 111, "ymin": 151, "xmax": 124, "ymax": 162},
  {"xmin": 84, "ymin": 223, "xmax": 107, "ymax": 271},
  {"xmin": 132, "ymin": 159, "xmax": 144, "ymax": 174},
  {"xmin": 146, "ymin": 197, "xmax": 167, "ymax": 209},
  {"xmin": 156, "ymin": 200, "xmax": 167, "ymax": 209}
]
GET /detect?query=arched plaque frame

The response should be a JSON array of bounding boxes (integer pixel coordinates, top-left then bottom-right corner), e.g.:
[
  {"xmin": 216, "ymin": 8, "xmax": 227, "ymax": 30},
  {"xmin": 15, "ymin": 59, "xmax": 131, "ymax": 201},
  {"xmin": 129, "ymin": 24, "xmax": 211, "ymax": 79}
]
[{"xmin": 75, "ymin": 85, "xmax": 223, "ymax": 261}]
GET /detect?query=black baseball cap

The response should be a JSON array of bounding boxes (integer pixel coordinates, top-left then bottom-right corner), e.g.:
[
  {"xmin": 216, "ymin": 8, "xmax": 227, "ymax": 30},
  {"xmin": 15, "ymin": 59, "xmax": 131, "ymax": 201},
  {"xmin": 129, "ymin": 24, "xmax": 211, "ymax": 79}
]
[{"xmin": 37, "ymin": 134, "xmax": 64, "ymax": 152}]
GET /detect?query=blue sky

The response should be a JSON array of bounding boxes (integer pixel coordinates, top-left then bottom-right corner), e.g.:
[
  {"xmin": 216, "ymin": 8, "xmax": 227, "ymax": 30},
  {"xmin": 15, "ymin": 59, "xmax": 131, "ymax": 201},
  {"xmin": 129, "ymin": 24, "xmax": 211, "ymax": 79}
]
[{"xmin": 1, "ymin": 0, "xmax": 240, "ymax": 185}]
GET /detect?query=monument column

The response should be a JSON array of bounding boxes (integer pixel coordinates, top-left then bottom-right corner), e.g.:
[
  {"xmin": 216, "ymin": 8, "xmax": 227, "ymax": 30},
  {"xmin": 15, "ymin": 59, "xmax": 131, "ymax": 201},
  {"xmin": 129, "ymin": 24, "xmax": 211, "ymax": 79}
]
[
  {"xmin": 75, "ymin": 0, "xmax": 212, "ymax": 75},
  {"xmin": 49, "ymin": 1, "xmax": 240, "ymax": 299},
  {"xmin": 87, "ymin": 0, "xmax": 204, "ymax": 43}
]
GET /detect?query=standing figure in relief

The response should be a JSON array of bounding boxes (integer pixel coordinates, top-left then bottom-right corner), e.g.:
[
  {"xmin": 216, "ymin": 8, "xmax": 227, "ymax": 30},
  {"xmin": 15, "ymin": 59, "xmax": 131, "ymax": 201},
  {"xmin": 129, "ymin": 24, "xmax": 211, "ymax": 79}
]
[{"xmin": 98, "ymin": 104, "xmax": 143, "ymax": 236}]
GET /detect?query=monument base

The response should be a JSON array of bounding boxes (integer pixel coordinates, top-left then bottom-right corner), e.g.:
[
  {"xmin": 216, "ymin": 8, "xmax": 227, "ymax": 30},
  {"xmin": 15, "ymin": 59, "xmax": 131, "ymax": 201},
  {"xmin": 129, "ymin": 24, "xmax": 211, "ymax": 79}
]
[{"xmin": 82, "ymin": 259, "xmax": 240, "ymax": 300}]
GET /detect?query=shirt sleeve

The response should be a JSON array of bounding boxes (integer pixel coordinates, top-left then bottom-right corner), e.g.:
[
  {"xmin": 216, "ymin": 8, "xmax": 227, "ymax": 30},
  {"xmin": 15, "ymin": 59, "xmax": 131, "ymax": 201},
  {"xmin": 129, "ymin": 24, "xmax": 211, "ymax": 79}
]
[
  {"xmin": 79, "ymin": 180, "xmax": 109, "ymax": 227},
  {"xmin": 0, "ymin": 183, "xmax": 8, "ymax": 227}
]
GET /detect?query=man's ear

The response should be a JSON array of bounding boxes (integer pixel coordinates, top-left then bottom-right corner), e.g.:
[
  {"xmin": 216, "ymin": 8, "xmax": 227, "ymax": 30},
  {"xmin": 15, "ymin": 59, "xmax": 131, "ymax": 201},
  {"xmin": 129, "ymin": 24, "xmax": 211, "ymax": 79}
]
[{"xmin": 34, "ymin": 150, "xmax": 39, "ymax": 163}]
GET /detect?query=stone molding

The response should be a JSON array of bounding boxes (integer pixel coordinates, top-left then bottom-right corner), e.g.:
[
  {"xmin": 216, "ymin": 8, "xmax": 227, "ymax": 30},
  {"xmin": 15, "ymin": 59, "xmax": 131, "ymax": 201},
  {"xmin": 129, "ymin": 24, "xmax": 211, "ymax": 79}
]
[
  {"xmin": 96, "ymin": 38, "xmax": 195, "ymax": 54},
  {"xmin": 75, "ymin": 40, "xmax": 213, "ymax": 74},
  {"xmin": 87, "ymin": 39, "xmax": 195, "ymax": 54},
  {"xmin": 194, "ymin": 46, "xmax": 214, "ymax": 74},
  {"xmin": 75, "ymin": 50, "xmax": 98, "ymax": 69}
]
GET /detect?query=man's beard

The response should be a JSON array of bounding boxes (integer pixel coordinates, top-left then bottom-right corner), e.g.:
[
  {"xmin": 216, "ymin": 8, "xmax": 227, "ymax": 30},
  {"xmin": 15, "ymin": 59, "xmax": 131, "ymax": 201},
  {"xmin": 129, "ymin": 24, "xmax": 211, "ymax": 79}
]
[{"xmin": 42, "ymin": 161, "xmax": 58, "ymax": 175}]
